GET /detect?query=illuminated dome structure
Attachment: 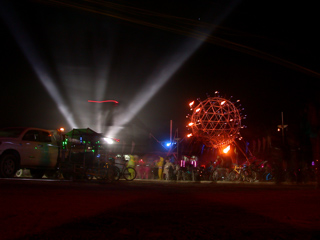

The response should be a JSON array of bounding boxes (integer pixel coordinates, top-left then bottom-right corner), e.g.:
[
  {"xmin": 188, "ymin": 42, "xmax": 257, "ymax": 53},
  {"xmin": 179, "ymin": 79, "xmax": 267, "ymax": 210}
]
[{"xmin": 187, "ymin": 92, "xmax": 245, "ymax": 149}]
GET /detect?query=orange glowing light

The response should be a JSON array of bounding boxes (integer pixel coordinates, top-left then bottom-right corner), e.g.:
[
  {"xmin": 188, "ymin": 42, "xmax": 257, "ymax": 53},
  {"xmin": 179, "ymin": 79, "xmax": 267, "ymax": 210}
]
[
  {"xmin": 187, "ymin": 133, "xmax": 192, "ymax": 137},
  {"xmin": 189, "ymin": 101, "xmax": 194, "ymax": 107},
  {"xmin": 220, "ymin": 101, "xmax": 226, "ymax": 105},
  {"xmin": 195, "ymin": 108, "xmax": 200, "ymax": 112},
  {"xmin": 59, "ymin": 127, "xmax": 65, "ymax": 132},
  {"xmin": 223, "ymin": 145, "xmax": 230, "ymax": 153},
  {"xmin": 188, "ymin": 122, "xmax": 194, "ymax": 126}
]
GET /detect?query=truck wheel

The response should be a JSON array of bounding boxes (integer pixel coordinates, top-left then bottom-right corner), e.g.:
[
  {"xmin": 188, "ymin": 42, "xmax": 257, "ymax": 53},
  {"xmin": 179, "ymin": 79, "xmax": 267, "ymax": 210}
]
[
  {"xmin": 30, "ymin": 169, "xmax": 44, "ymax": 179},
  {"xmin": 15, "ymin": 169, "xmax": 23, "ymax": 177},
  {"xmin": 0, "ymin": 154, "xmax": 18, "ymax": 178}
]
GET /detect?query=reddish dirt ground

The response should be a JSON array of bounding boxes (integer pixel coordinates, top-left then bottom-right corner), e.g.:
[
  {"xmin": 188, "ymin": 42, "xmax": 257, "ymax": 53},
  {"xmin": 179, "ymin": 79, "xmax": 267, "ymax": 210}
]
[{"xmin": 1, "ymin": 179, "xmax": 320, "ymax": 240}]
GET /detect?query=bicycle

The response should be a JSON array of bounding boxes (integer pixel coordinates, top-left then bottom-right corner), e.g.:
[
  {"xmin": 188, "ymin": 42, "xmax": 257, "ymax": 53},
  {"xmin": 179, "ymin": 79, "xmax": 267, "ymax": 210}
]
[
  {"xmin": 85, "ymin": 162, "xmax": 116, "ymax": 182},
  {"xmin": 242, "ymin": 163, "xmax": 258, "ymax": 182},
  {"xmin": 212, "ymin": 167, "xmax": 228, "ymax": 181},
  {"xmin": 113, "ymin": 163, "xmax": 137, "ymax": 181},
  {"xmin": 227, "ymin": 164, "xmax": 243, "ymax": 181}
]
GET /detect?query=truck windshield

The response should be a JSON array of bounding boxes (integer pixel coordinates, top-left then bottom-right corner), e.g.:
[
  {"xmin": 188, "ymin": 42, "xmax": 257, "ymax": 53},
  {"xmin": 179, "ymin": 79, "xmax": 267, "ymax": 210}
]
[{"xmin": 0, "ymin": 128, "xmax": 26, "ymax": 138}]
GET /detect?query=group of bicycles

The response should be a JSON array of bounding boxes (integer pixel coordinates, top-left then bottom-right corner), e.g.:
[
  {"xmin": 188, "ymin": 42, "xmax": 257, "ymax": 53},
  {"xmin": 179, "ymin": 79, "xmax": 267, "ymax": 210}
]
[
  {"xmin": 84, "ymin": 159, "xmax": 137, "ymax": 182},
  {"xmin": 202, "ymin": 159, "xmax": 317, "ymax": 183},
  {"xmin": 201, "ymin": 160, "xmax": 273, "ymax": 182}
]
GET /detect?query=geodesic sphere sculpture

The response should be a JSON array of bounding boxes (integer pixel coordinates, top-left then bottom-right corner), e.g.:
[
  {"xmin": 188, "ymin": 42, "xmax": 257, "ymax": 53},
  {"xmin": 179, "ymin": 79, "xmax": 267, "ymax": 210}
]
[{"xmin": 188, "ymin": 96, "xmax": 242, "ymax": 148}]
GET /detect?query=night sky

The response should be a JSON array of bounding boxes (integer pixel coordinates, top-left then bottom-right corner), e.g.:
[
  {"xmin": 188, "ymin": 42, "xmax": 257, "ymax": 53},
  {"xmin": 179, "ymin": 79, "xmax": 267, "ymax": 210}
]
[{"xmin": 1, "ymin": 0, "xmax": 319, "ymax": 150}]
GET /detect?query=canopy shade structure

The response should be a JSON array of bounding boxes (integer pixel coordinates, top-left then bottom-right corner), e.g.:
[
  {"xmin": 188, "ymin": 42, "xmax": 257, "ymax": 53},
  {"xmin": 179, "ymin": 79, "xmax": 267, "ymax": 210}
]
[{"xmin": 66, "ymin": 128, "xmax": 120, "ymax": 143}]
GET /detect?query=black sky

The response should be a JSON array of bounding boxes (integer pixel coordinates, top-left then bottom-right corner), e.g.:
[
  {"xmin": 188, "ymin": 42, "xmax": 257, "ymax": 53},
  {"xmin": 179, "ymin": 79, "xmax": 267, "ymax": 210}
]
[{"xmin": 1, "ymin": 0, "xmax": 320, "ymax": 146}]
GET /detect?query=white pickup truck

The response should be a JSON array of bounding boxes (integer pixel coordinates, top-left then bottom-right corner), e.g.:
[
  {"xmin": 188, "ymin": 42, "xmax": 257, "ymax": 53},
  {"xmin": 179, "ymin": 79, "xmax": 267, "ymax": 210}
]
[{"xmin": 0, "ymin": 127, "xmax": 61, "ymax": 178}]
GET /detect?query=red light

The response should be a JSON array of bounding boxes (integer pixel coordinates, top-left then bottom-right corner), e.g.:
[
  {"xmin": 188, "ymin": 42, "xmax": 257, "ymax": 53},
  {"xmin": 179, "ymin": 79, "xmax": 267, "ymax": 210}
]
[{"xmin": 88, "ymin": 100, "xmax": 119, "ymax": 105}]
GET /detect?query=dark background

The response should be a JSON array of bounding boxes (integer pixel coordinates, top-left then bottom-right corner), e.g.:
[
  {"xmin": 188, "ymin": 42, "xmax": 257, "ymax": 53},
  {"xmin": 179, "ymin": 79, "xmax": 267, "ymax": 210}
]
[{"xmin": 1, "ymin": 0, "xmax": 319, "ymax": 152}]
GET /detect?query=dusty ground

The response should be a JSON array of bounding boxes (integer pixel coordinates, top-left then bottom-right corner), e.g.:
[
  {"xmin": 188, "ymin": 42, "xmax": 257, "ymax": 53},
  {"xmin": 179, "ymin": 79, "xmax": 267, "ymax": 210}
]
[{"xmin": 1, "ymin": 179, "xmax": 320, "ymax": 240}]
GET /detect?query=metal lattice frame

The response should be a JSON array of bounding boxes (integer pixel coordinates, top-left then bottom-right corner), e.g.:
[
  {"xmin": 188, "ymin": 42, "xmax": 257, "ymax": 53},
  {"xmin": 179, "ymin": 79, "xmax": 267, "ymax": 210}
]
[{"xmin": 189, "ymin": 97, "xmax": 241, "ymax": 148}]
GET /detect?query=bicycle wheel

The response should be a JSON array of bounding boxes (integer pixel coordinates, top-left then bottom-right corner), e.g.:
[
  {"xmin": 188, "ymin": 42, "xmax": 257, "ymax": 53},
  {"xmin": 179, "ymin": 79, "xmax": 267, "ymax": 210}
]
[
  {"xmin": 244, "ymin": 170, "xmax": 255, "ymax": 182},
  {"xmin": 242, "ymin": 170, "xmax": 251, "ymax": 182},
  {"xmin": 113, "ymin": 166, "xmax": 121, "ymax": 181},
  {"xmin": 212, "ymin": 170, "xmax": 219, "ymax": 181},
  {"xmin": 123, "ymin": 167, "xmax": 136, "ymax": 181},
  {"xmin": 252, "ymin": 171, "xmax": 258, "ymax": 182},
  {"xmin": 228, "ymin": 171, "xmax": 238, "ymax": 181}
]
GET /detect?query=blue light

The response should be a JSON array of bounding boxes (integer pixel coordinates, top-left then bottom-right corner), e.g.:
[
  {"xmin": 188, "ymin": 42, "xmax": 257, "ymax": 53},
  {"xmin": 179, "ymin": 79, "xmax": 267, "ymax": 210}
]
[{"xmin": 165, "ymin": 142, "xmax": 177, "ymax": 148}]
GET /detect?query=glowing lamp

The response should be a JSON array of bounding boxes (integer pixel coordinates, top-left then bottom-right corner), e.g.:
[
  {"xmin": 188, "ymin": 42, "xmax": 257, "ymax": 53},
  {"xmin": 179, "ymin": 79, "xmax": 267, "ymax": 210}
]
[
  {"xmin": 189, "ymin": 101, "xmax": 194, "ymax": 107},
  {"xmin": 104, "ymin": 138, "xmax": 114, "ymax": 144},
  {"xmin": 59, "ymin": 127, "xmax": 65, "ymax": 132},
  {"xmin": 196, "ymin": 108, "xmax": 200, "ymax": 112},
  {"xmin": 220, "ymin": 101, "xmax": 226, "ymax": 105},
  {"xmin": 187, "ymin": 133, "xmax": 192, "ymax": 137},
  {"xmin": 188, "ymin": 122, "xmax": 194, "ymax": 126},
  {"xmin": 223, "ymin": 145, "xmax": 230, "ymax": 154}
]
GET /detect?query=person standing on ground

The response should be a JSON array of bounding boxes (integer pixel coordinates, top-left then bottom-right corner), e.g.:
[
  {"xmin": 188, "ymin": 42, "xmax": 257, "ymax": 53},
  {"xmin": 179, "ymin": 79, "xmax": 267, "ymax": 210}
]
[
  {"xmin": 163, "ymin": 157, "xmax": 174, "ymax": 180},
  {"xmin": 157, "ymin": 156, "xmax": 164, "ymax": 180}
]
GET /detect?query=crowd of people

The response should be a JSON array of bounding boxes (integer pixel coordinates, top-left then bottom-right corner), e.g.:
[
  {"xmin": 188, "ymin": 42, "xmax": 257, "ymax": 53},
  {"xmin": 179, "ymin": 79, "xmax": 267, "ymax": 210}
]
[
  {"xmin": 127, "ymin": 155, "xmax": 179, "ymax": 180},
  {"xmin": 111, "ymin": 153, "xmax": 317, "ymax": 183},
  {"xmin": 118, "ymin": 155, "xmax": 207, "ymax": 181}
]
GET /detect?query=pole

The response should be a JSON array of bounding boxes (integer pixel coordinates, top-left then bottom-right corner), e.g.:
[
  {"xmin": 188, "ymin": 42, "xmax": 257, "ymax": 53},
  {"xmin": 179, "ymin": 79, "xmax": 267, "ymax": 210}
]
[
  {"xmin": 281, "ymin": 112, "xmax": 284, "ymax": 144},
  {"xmin": 170, "ymin": 120, "xmax": 172, "ymax": 144}
]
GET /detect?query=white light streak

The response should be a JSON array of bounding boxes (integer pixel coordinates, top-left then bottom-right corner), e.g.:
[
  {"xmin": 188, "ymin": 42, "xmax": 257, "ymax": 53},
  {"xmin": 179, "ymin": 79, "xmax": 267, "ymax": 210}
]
[{"xmin": 0, "ymin": 4, "xmax": 77, "ymax": 128}]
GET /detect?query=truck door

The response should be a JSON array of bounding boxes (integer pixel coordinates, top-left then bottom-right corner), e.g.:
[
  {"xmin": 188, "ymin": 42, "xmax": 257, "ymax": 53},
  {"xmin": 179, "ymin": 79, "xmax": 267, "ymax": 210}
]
[
  {"xmin": 21, "ymin": 130, "xmax": 43, "ymax": 166},
  {"xmin": 38, "ymin": 130, "xmax": 59, "ymax": 168}
]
